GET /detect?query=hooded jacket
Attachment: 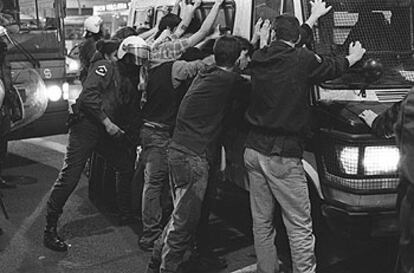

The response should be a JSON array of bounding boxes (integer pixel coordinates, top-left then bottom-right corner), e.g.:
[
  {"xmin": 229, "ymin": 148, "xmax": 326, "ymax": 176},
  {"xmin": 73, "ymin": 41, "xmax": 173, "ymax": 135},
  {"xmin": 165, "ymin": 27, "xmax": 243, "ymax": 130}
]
[{"xmin": 245, "ymin": 40, "xmax": 350, "ymax": 157}]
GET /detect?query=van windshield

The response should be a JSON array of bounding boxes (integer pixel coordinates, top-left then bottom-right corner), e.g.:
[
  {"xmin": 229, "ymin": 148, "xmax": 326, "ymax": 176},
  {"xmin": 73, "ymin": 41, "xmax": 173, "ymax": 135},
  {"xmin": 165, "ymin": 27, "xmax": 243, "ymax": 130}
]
[{"xmin": 309, "ymin": 0, "xmax": 414, "ymax": 88}]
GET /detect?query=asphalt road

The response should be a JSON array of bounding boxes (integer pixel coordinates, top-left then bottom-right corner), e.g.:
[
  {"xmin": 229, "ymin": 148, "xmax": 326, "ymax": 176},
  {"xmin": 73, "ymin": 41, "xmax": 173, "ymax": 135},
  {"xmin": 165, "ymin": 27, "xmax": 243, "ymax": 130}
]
[{"xmin": 0, "ymin": 135, "xmax": 399, "ymax": 273}]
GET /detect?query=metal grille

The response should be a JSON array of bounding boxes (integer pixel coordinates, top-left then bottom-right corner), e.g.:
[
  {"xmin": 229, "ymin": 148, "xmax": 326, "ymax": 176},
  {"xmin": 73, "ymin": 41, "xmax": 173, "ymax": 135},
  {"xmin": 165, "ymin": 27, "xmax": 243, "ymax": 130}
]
[
  {"xmin": 324, "ymin": 171, "xmax": 399, "ymax": 191},
  {"xmin": 310, "ymin": 0, "xmax": 414, "ymax": 86}
]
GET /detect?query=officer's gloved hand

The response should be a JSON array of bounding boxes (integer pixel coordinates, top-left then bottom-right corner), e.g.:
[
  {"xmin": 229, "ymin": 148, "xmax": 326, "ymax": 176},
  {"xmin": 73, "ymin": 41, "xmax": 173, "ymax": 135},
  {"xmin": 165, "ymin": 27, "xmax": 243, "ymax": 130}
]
[{"xmin": 102, "ymin": 117, "xmax": 125, "ymax": 138}]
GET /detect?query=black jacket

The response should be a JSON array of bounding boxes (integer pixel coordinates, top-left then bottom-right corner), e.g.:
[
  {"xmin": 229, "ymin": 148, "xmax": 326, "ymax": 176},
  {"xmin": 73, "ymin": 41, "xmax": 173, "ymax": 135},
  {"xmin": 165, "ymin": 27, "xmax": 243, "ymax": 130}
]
[
  {"xmin": 172, "ymin": 65, "xmax": 249, "ymax": 155},
  {"xmin": 371, "ymin": 89, "xmax": 414, "ymax": 186},
  {"xmin": 76, "ymin": 58, "xmax": 142, "ymax": 142},
  {"xmin": 245, "ymin": 41, "xmax": 349, "ymax": 157},
  {"xmin": 79, "ymin": 37, "xmax": 98, "ymax": 83}
]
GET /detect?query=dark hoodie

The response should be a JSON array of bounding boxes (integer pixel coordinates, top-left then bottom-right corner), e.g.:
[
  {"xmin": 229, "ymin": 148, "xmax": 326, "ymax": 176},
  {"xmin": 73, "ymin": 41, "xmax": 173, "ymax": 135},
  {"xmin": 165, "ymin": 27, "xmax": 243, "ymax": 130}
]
[
  {"xmin": 245, "ymin": 40, "xmax": 350, "ymax": 157},
  {"xmin": 172, "ymin": 65, "xmax": 248, "ymax": 155}
]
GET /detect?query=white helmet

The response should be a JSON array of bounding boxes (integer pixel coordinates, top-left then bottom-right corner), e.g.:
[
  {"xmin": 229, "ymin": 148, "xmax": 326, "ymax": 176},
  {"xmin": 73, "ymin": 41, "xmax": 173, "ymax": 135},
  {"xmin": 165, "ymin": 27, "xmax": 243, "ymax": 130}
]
[
  {"xmin": 117, "ymin": 36, "xmax": 150, "ymax": 65},
  {"xmin": 83, "ymin": 16, "xmax": 103, "ymax": 36}
]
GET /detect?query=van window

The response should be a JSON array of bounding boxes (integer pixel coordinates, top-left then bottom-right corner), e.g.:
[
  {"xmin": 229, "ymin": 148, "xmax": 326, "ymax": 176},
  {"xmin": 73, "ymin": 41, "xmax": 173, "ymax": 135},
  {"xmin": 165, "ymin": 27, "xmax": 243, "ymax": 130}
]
[
  {"xmin": 252, "ymin": 0, "xmax": 294, "ymax": 23},
  {"xmin": 195, "ymin": 1, "xmax": 236, "ymax": 33},
  {"xmin": 132, "ymin": 7, "xmax": 154, "ymax": 29},
  {"xmin": 306, "ymin": 0, "xmax": 414, "ymax": 87}
]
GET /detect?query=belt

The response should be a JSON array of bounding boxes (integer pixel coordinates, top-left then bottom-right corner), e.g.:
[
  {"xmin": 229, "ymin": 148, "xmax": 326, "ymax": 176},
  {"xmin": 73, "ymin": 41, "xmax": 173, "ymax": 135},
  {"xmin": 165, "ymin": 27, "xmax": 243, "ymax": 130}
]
[{"xmin": 143, "ymin": 121, "xmax": 171, "ymax": 132}]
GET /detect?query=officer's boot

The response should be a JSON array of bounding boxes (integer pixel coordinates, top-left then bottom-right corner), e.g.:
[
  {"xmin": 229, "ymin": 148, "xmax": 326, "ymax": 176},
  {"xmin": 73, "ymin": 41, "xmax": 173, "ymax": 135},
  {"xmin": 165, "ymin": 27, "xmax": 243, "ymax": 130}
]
[{"xmin": 43, "ymin": 214, "xmax": 68, "ymax": 252}]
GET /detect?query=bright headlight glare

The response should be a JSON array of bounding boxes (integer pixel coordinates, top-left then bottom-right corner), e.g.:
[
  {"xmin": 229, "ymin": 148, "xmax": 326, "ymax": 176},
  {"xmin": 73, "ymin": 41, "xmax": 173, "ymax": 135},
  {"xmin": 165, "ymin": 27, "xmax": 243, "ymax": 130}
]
[
  {"xmin": 363, "ymin": 146, "xmax": 400, "ymax": 175},
  {"xmin": 62, "ymin": 82, "xmax": 69, "ymax": 100},
  {"xmin": 46, "ymin": 85, "xmax": 62, "ymax": 102},
  {"xmin": 338, "ymin": 146, "xmax": 359, "ymax": 175}
]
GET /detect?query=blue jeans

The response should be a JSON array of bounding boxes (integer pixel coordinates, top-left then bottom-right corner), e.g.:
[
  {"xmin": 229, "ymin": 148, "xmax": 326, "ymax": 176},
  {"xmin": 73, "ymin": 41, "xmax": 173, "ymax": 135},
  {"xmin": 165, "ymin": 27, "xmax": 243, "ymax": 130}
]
[
  {"xmin": 47, "ymin": 118, "xmax": 135, "ymax": 218},
  {"xmin": 147, "ymin": 143, "xmax": 209, "ymax": 273},
  {"xmin": 244, "ymin": 148, "xmax": 316, "ymax": 273},
  {"xmin": 140, "ymin": 126, "xmax": 172, "ymax": 245}
]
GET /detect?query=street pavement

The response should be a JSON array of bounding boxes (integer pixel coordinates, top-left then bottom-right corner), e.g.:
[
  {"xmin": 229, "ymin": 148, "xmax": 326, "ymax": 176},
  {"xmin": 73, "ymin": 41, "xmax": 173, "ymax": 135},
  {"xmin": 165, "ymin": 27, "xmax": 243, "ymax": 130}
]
[{"xmin": 0, "ymin": 135, "xmax": 399, "ymax": 273}]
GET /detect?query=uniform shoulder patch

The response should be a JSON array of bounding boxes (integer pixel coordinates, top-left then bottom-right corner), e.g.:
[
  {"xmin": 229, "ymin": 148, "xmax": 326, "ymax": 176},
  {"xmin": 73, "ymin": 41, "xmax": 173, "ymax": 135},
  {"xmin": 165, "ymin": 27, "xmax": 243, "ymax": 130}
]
[
  {"xmin": 314, "ymin": 54, "xmax": 322, "ymax": 64},
  {"xmin": 95, "ymin": 65, "xmax": 108, "ymax": 77}
]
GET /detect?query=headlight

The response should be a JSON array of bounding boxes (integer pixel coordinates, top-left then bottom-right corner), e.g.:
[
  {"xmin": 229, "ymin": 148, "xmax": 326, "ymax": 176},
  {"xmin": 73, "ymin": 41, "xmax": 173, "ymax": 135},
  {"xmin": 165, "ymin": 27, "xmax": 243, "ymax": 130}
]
[
  {"xmin": 363, "ymin": 146, "xmax": 400, "ymax": 175},
  {"xmin": 337, "ymin": 146, "xmax": 359, "ymax": 175},
  {"xmin": 46, "ymin": 85, "xmax": 62, "ymax": 102}
]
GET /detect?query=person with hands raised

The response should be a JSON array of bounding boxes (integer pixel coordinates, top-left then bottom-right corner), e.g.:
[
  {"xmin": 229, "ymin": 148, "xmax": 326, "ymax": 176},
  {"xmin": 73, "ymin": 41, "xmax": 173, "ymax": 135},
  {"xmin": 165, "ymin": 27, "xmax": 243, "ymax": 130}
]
[
  {"xmin": 152, "ymin": 0, "xmax": 225, "ymax": 61},
  {"xmin": 244, "ymin": 2, "xmax": 366, "ymax": 272}
]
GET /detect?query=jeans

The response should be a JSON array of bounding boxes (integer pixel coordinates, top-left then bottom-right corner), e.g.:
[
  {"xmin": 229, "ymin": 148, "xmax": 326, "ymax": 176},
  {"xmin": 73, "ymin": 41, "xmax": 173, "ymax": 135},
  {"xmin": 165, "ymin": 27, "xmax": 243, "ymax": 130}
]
[
  {"xmin": 147, "ymin": 143, "xmax": 209, "ymax": 273},
  {"xmin": 47, "ymin": 118, "xmax": 135, "ymax": 218},
  {"xmin": 244, "ymin": 148, "xmax": 316, "ymax": 273},
  {"xmin": 140, "ymin": 126, "xmax": 172, "ymax": 245},
  {"xmin": 395, "ymin": 177, "xmax": 414, "ymax": 273}
]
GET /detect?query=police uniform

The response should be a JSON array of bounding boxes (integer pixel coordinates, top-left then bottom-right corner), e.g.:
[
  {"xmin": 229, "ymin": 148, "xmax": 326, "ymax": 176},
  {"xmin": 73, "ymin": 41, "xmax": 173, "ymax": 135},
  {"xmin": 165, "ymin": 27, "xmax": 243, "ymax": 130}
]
[
  {"xmin": 46, "ymin": 58, "xmax": 141, "ymax": 232},
  {"xmin": 79, "ymin": 36, "xmax": 99, "ymax": 83}
]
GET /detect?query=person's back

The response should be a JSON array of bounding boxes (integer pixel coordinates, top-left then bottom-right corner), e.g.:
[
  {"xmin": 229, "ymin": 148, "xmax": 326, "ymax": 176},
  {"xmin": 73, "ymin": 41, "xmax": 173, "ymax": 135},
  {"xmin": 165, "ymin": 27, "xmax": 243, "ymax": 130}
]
[
  {"xmin": 243, "ymin": 10, "xmax": 366, "ymax": 273},
  {"xmin": 246, "ymin": 14, "xmax": 365, "ymax": 157},
  {"xmin": 173, "ymin": 65, "xmax": 240, "ymax": 155}
]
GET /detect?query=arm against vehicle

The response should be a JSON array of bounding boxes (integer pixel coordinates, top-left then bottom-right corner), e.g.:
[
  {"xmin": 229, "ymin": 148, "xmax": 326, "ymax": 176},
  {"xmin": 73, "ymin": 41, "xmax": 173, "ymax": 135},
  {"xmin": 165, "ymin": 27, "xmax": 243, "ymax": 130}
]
[{"xmin": 186, "ymin": 0, "xmax": 224, "ymax": 48}]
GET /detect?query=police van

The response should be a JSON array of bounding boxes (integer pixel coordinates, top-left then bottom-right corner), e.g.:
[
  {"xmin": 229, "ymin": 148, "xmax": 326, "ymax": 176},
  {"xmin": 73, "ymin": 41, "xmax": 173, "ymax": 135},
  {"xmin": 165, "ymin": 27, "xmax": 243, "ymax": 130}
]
[{"xmin": 129, "ymin": 0, "xmax": 412, "ymax": 237}]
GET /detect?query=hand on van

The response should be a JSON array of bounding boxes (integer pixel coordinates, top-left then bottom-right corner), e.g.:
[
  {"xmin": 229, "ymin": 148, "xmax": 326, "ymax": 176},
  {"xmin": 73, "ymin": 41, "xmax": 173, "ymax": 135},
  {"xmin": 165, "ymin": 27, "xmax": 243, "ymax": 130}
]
[
  {"xmin": 251, "ymin": 18, "xmax": 263, "ymax": 45},
  {"xmin": 259, "ymin": 19, "xmax": 271, "ymax": 49},
  {"xmin": 359, "ymin": 110, "xmax": 379, "ymax": 128},
  {"xmin": 346, "ymin": 41, "xmax": 366, "ymax": 67},
  {"xmin": 306, "ymin": 0, "xmax": 332, "ymax": 28}
]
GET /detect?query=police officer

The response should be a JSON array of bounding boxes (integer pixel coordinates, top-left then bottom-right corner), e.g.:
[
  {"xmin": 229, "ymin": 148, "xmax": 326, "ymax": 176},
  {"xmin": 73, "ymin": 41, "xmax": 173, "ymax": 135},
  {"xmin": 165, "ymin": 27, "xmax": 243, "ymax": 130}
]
[
  {"xmin": 79, "ymin": 16, "xmax": 104, "ymax": 83},
  {"xmin": 43, "ymin": 36, "xmax": 150, "ymax": 252},
  {"xmin": 360, "ymin": 95, "xmax": 414, "ymax": 273}
]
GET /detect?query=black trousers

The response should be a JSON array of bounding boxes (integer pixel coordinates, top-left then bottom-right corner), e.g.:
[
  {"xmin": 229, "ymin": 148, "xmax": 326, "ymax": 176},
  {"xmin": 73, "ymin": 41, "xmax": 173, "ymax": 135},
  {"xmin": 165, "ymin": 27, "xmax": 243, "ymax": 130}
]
[
  {"xmin": 395, "ymin": 176, "xmax": 414, "ymax": 273},
  {"xmin": 46, "ymin": 118, "xmax": 135, "ymax": 218}
]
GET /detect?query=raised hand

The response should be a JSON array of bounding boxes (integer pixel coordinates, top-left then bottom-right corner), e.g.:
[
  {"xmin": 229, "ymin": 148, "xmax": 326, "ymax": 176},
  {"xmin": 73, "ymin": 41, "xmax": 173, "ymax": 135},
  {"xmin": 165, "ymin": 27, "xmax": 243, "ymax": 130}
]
[{"xmin": 310, "ymin": 0, "xmax": 332, "ymax": 18}]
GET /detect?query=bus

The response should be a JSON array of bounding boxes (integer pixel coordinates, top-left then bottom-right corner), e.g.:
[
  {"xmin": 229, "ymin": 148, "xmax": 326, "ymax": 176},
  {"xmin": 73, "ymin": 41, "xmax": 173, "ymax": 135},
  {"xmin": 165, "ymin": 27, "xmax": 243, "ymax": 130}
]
[{"xmin": 2, "ymin": 0, "xmax": 69, "ymax": 140}]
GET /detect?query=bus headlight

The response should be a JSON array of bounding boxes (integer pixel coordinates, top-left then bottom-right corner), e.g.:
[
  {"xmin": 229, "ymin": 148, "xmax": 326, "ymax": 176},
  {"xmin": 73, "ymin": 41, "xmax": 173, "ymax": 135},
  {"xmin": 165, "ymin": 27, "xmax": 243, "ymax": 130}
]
[
  {"xmin": 363, "ymin": 146, "xmax": 400, "ymax": 175},
  {"xmin": 46, "ymin": 85, "xmax": 62, "ymax": 102}
]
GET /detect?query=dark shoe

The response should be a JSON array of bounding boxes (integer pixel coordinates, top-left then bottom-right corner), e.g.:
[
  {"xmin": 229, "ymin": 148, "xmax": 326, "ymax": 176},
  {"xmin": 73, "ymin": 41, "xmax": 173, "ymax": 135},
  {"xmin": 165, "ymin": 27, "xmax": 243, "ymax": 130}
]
[
  {"xmin": 0, "ymin": 177, "xmax": 16, "ymax": 189},
  {"xmin": 185, "ymin": 251, "xmax": 227, "ymax": 272},
  {"xmin": 199, "ymin": 253, "xmax": 227, "ymax": 270},
  {"xmin": 0, "ymin": 227, "xmax": 3, "ymax": 236},
  {"xmin": 138, "ymin": 238, "xmax": 154, "ymax": 252},
  {"xmin": 43, "ymin": 227, "xmax": 69, "ymax": 252}
]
